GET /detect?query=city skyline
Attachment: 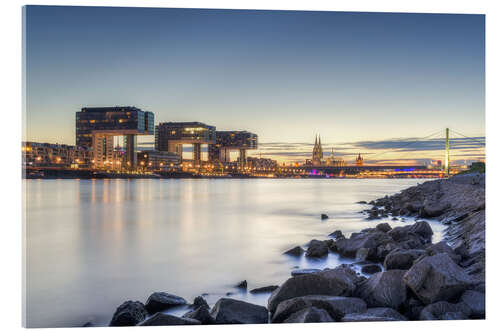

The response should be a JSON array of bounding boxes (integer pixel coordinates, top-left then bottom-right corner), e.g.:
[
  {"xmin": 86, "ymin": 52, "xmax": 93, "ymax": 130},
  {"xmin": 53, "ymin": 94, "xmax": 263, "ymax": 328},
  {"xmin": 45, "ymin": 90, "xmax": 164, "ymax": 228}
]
[{"xmin": 24, "ymin": 6, "xmax": 485, "ymax": 164}]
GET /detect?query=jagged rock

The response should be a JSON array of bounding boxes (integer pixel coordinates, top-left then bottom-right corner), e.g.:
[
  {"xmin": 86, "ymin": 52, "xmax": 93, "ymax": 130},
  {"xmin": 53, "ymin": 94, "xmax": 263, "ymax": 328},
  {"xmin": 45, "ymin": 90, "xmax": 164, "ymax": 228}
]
[
  {"xmin": 283, "ymin": 307, "xmax": 334, "ymax": 323},
  {"xmin": 306, "ymin": 240, "xmax": 329, "ymax": 258},
  {"xmin": 250, "ymin": 285, "xmax": 279, "ymax": 294},
  {"xmin": 109, "ymin": 301, "xmax": 148, "ymax": 326},
  {"xmin": 404, "ymin": 253, "xmax": 473, "ymax": 304},
  {"xmin": 192, "ymin": 296, "xmax": 209, "ymax": 310},
  {"xmin": 356, "ymin": 248, "xmax": 371, "ymax": 261},
  {"xmin": 357, "ymin": 201, "xmax": 368, "ymax": 204},
  {"xmin": 210, "ymin": 298, "xmax": 268, "ymax": 324},
  {"xmin": 271, "ymin": 295, "xmax": 366, "ymax": 322},
  {"xmin": 422, "ymin": 202, "xmax": 450, "ymax": 218},
  {"xmin": 425, "ymin": 241, "xmax": 461, "ymax": 263},
  {"xmin": 361, "ymin": 264, "xmax": 382, "ymax": 274},
  {"xmin": 419, "ymin": 301, "xmax": 471, "ymax": 320},
  {"xmin": 139, "ymin": 313, "xmax": 200, "ymax": 326},
  {"xmin": 409, "ymin": 221, "xmax": 433, "ymax": 240},
  {"xmin": 268, "ymin": 265, "xmax": 361, "ymax": 313},
  {"xmin": 283, "ymin": 246, "xmax": 304, "ymax": 256},
  {"xmin": 321, "ymin": 214, "xmax": 329, "ymax": 220},
  {"xmin": 329, "ymin": 230, "xmax": 344, "ymax": 239},
  {"xmin": 376, "ymin": 223, "xmax": 392, "ymax": 233},
  {"xmin": 460, "ymin": 290, "xmax": 485, "ymax": 318},
  {"xmin": 384, "ymin": 249, "xmax": 425, "ymax": 270},
  {"xmin": 336, "ymin": 231, "xmax": 392, "ymax": 258},
  {"xmin": 291, "ymin": 268, "xmax": 321, "ymax": 276},
  {"xmin": 145, "ymin": 292, "xmax": 187, "ymax": 314},
  {"xmin": 376, "ymin": 242, "xmax": 400, "ymax": 261},
  {"xmin": 235, "ymin": 280, "xmax": 247, "ymax": 289},
  {"xmin": 183, "ymin": 305, "xmax": 215, "ymax": 324},
  {"xmin": 401, "ymin": 297, "xmax": 424, "ymax": 320},
  {"xmin": 355, "ymin": 270, "xmax": 407, "ymax": 309},
  {"xmin": 342, "ymin": 307, "xmax": 407, "ymax": 322}
]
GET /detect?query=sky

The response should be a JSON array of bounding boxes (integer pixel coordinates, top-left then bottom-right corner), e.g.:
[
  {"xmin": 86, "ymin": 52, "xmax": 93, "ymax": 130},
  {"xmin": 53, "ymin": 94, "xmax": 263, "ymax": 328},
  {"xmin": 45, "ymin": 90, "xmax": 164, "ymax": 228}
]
[{"xmin": 24, "ymin": 6, "xmax": 485, "ymax": 165}]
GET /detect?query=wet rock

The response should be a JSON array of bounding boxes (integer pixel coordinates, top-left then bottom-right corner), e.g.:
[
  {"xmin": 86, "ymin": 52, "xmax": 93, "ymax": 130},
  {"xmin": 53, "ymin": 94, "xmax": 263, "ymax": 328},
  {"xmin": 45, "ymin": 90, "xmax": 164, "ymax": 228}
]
[
  {"xmin": 283, "ymin": 246, "xmax": 304, "ymax": 256},
  {"xmin": 268, "ymin": 265, "xmax": 361, "ymax": 313},
  {"xmin": 425, "ymin": 241, "xmax": 461, "ymax": 263},
  {"xmin": 329, "ymin": 230, "xmax": 344, "ymax": 239},
  {"xmin": 321, "ymin": 214, "xmax": 329, "ymax": 220},
  {"xmin": 409, "ymin": 221, "xmax": 433, "ymax": 240},
  {"xmin": 145, "ymin": 292, "xmax": 187, "ymax": 314},
  {"xmin": 355, "ymin": 270, "xmax": 407, "ymax": 309},
  {"xmin": 422, "ymin": 202, "xmax": 450, "ymax": 218},
  {"xmin": 401, "ymin": 297, "xmax": 424, "ymax": 320},
  {"xmin": 235, "ymin": 280, "xmax": 247, "ymax": 289},
  {"xmin": 283, "ymin": 307, "xmax": 334, "ymax": 323},
  {"xmin": 384, "ymin": 249, "xmax": 425, "ymax": 270},
  {"xmin": 336, "ymin": 231, "xmax": 392, "ymax": 259},
  {"xmin": 419, "ymin": 301, "xmax": 471, "ymax": 320},
  {"xmin": 361, "ymin": 264, "xmax": 382, "ymax": 275},
  {"xmin": 210, "ymin": 298, "xmax": 268, "ymax": 324},
  {"xmin": 404, "ymin": 253, "xmax": 473, "ymax": 304},
  {"xmin": 291, "ymin": 268, "xmax": 321, "ymax": 276},
  {"xmin": 356, "ymin": 248, "xmax": 371, "ymax": 261},
  {"xmin": 192, "ymin": 296, "xmax": 209, "ymax": 310},
  {"xmin": 357, "ymin": 201, "xmax": 368, "ymax": 204},
  {"xmin": 271, "ymin": 295, "xmax": 366, "ymax": 322},
  {"xmin": 250, "ymin": 285, "xmax": 279, "ymax": 294},
  {"xmin": 183, "ymin": 305, "xmax": 215, "ymax": 324},
  {"xmin": 139, "ymin": 313, "xmax": 200, "ymax": 326},
  {"xmin": 460, "ymin": 290, "xmax": 485, "ymax": 318},
  {"xmin": 342, "ymin": 307, "xmax": 407, "ymax": 322},
  {"xmin": 109, "ymin": 301, "xmax": 148, "ymax": 326},
  {"xmin": 376, "ymin": 242, "xmax": 400, "ymax": 261},
  {"xmin": 306, "ymin": 239, "xmax": 329, "ymax": 258},
  {"xmin": 376, "ymin": 223, "xmax": 392, "ymax": 233}
]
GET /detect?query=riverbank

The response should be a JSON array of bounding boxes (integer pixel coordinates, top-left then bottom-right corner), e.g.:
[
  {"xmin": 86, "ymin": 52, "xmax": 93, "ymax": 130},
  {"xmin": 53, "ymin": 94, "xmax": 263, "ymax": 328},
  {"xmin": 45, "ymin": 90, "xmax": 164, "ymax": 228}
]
[{"xmin": 103, "ymin": 174, "xmax": 485, "ymax": 325}]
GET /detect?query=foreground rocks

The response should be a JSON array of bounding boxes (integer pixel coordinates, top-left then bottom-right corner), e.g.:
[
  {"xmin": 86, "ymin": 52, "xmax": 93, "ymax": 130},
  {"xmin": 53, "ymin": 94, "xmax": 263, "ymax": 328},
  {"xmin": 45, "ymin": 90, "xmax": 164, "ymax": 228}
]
[
  {"xmin": 145, "ymin": 292, "xmax": 187, "ymax": 314},
  {"xmin": 109, "ymin": 301, "xmax": 148, "ymax": 326},
  {"xmin": 210, "ymin": 298, "xmax": 268, "ymax": 324}
]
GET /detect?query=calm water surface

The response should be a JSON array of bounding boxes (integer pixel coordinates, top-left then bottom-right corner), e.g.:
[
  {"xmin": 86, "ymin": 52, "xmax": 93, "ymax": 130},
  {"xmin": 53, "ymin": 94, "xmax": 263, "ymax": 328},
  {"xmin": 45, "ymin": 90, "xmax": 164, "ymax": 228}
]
[{"xmin": 25, "ymin": 178, "xmax": 445, "ymax": 327}]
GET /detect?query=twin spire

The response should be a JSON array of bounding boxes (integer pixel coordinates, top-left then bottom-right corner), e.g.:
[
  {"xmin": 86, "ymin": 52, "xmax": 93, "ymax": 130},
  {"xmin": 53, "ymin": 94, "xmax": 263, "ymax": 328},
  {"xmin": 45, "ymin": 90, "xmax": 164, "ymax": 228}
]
[{"xmin": 312, "ymin": 134, "xmax": 323, "ymax": 161}]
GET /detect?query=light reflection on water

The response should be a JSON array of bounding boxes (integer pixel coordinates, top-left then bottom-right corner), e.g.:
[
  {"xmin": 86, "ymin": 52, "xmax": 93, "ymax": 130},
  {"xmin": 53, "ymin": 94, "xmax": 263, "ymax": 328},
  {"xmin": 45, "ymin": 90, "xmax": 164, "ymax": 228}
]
[{"xmin": 25, "ymin": 178, "xmax": 444, "ymax": 327}]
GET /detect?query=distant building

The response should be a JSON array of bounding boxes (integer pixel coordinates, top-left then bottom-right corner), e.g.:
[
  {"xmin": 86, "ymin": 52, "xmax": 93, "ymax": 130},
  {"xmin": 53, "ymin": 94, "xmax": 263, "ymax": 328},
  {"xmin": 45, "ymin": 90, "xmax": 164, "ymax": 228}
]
[
  {"xmin": 137, "ymin": 151, "xmax": 181, "ymax": 171},
  {"xmin": 326, "ymin": 148, "xmax": 346, "ymax": 167},
  {"xmin": 22, "ymin": 141, "xmax": 91, "ymax": 168},
  {"xmin": 209, "ymin": 131, "xmax": 258, "ymax": 166},
  {"xmin": 246, "ymin": 157, "xmax": 277, "ymax": 171},
  {"xmin": 312, "ymin": 134, "xmax": 324, "ymax": 166},
  {"xmin": 356, "ymin": 153, "xmax": 364, "ymax": 166}
]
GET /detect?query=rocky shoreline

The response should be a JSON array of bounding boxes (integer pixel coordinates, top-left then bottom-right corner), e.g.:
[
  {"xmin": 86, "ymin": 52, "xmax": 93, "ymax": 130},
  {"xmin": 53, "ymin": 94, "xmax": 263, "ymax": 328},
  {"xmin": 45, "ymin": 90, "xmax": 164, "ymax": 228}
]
[{"xmin": 107, "ymin": 173, "xmax": 485, "ymax": 326}]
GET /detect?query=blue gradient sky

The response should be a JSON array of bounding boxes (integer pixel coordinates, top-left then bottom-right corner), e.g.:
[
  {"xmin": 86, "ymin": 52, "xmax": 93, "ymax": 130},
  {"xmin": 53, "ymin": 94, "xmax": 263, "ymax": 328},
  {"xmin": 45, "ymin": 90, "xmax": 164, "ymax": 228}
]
[{"xmin": 24, "ymin": 6, "xmax": 485, "ymax": 164}]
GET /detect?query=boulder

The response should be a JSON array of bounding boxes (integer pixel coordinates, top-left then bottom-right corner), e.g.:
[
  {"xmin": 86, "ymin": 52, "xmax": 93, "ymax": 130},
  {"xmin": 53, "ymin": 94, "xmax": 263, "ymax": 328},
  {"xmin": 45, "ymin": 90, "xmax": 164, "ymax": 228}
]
[
  {"xmin": 291, "ymin": 268, "xmax": 321, "ymax": 276},
  {"xmin": 139, "ymin": 313, "xmax": 200, "ymax": 326},
  {"xmin": 361, "ymin": 264, "xmax": 382, "ymax": 275},
  {"xmin": 329, "ymin": 230, "xmax": 344, "ymax": 239},
  {"xmin": 384, "ymin": 249, "xmax": 425, "ymax": 270},
  {"xmin": 404, "ymin": 253, "xmax": 473, "ymax": 304},
  {"xmin": 192, "ymin": 296, "xmax": 209, "ymax": 310},
  {"xmin": 321, "ymin": 214, "xmax": 329, "ymax": 220},
  {"xmin": 356, "ymin": 248, "xmax": 371, "ymax": 261},
  {"xmin": 357, "ymin": 201, "xmax": 368, "ymax": 204},
  {"xmin": 401, "ymin": 297, "xmax": 424, "ymax": 320},
  {"xmin": 376, "ymin": 223, "xmax": 392, "ymax": 233},
  {"xmin": 342, "ymin": 307, "xmax": 407, "ymax": 322},
  {"xmin": 460, "ymin": 290, "xmax": 485, "ymax": 318},
  {"xmin": 336, "ymin": 231, "xmax": 392, "ymax": 258},
  {"xmin": 425, "ymin": 241, "xmax": 461, "ymax": 263},
  {"xmin": 408, "ymin": 221, "xmax": 433, "ymax": 240},
  {"xmin": 283, "ymin": 307, "xmax": 334, "ymax": 323},
  {"xmin": 235, "ymin": 280, "xmax": 247, "ymax": 289},
  {"xmin": 355, "ymin": 270, "xmax": 407, "ymax": 309},
  {"xmin": 183, "ymin": 305, "xmax": 215, "ymax": 324},
  {"xmin": 250, "ymin": 285, "xmax": 279, "ymax": 294},
  {"xmin": 210, "ymin": 298, "xmax": 268, "ymax": 324},
  {"xmin": 422, "ymin": 202, "xmax": 450, "ymax": 218},
  {"xmin": 268, "ymin": 265, "xmax": 361, "ymax": 313},
  {"xmin": 283, "ymin": 246, "xmax": 304, "ymax": 256},
  {"xmin": 271, "ymin": 295, "xmax": 366, "ymax": 322},
  {"xmin": 109, "ymin": 301, "xmax": 148, "ymax": 326},
  {"xmin": 145, "ymin": 292, "xmax": 187, "ymax": 314},
  {"xmin": 419, "ymin": 301, "xmax": 471, "ymax": 320},
  {"xmin": 376, "ymin": 242, "xmax": 400, "ymax": 261},
  {"xmin": 306, "ymin": 240, "xmax": 329, "ymax": 258}
]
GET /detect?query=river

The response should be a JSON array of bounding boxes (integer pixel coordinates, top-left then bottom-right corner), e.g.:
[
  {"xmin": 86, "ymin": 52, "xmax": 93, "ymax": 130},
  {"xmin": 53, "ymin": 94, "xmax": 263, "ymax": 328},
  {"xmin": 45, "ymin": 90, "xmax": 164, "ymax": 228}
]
[{"xmin": 24, "ymin": 178, "xmax": 445, "ymax": 327}]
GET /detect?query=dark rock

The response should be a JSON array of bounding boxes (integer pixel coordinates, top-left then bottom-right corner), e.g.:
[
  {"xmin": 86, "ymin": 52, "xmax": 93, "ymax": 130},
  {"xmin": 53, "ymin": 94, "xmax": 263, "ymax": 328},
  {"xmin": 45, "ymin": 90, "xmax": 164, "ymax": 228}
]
[
  {"xmin": 291, "ymin": 268, "xmax": 321, "ymax": 276},
  {"xmin": 357, "ymin": 201, "xmax": 368, "ymax": 204},
  {"xmin": 283, "ymin": 246, "xmax": 304, "ymax": 256},
  {"xmin": 336, "ymin": 231, "xmax": 392, "ymax": 259},
  {"xmin": 460, "ymin": 290, "xmax": 485, "ymax": 318},
  {"xmin": 235, "ymin": 280, "xmax": 247, "ymax": 289},
  {"xmin": 329, "ymin": 230, "xmax": 344, "ymax": 239},
  {"xmin": 422, "ymin": 202, "xmax": 450, "ymax": 218},
  {"xmin": 192, "ymin": 296, "xmax": 209, "ymax": 310},
  {"xmin": 361, "ymin": 264, "xmax": 382, "ymax": 274},
  {"xmin": 376, "ymin": 242, "xmax": 400, "ymax": 261},
  {"xmin": 342, "ymin": 307, "xmax": 407, "ymax": 322},
  {"xmin": 139, "ymin": 313, "xmax": 200, "ymax": 326},
  {"xmin": 283, "ymin": 307, "xmax": 334, "ymax": 323},
  {"xmin": 183, "ymin": 305, "xmax": 215, "ymax": 324},
  {"xmin": 249, "ymin": 285, "xmax": 279, "ymax": 294},
  {"xmin": 408, "ymin": 221, "xmax": 433, "ymax": 239},
  {"xmin": 425, "ymin": 241, "xmax": 461, "ymax": 263},
  {"xmin": 356, "ymin": 248, "xmax": 371, "ymax": 261},
  {"xmin": 376, "ymin": 223, "xmax": 392, "ymax": 233},
  {"xmin": 401, "ymin": 297, "xmax": 424, "ymax": 320},
  {"xmin": 306, "ymin": 239, "xmax": 329, "ymax": 258},
  {"xmin": 384, "ymin": 249, "xmax": 425, "ymax": 270},
  {"xmin": 109, "ymin": 301, "xmax": 148, "ymax": 326},
  {"xmin": 268, "ymin": 265, "xmax": 361, "ymax": 313},
  {"xmin": 404, "ymin": 253, "xmax": 473, "ymax": 304},
  {"xmin": 271, "ymin": 295, "xmax": 366, "ymax": 322},
  {"xmin": 210, "ymin": 298, "xmax": 268, "ymax": 324},
  {"xmin": 419, "ymin": 301, "xmax": 471, "ymax": 320},
  {"xmin": 355, "ymin": 270, "xmax": 407, "ymax": 309},
  {"xmin": 145, "ymin": 292, "xmax": 187, "ymax": 314},
  {"xmin": 321, "ymin": 214, "xmax": 329, "ymax": 220}
]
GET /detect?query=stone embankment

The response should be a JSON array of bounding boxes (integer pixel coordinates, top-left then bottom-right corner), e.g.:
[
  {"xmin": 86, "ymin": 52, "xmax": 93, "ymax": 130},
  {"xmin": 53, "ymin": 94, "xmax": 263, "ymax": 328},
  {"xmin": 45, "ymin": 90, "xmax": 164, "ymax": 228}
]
[{"xmin": 107, "ymin": 173, "xmax": 485, "ymax": 326}]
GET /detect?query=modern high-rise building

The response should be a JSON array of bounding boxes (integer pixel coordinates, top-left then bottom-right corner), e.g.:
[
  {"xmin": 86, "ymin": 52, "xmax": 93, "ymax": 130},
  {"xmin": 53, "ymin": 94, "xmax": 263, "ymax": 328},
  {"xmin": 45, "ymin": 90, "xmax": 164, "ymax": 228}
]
[
  {"xmin": 75, "ymin": 106, "xmax": 154, "ymax": 168},
  {"xmin": 208, "ymin": 131, "xmax": 258, "ymax": 165}
]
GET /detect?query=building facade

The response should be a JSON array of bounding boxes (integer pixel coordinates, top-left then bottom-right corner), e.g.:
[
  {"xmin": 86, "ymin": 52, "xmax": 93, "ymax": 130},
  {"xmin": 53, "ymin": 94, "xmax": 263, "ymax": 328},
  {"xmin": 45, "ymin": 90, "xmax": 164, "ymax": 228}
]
[
  {"xmin": 208, "ymin": 130, "xmax": 258, "ymax": 165},
  {"xmin": 22, "ymin": 141, "xmax": 91, "ymax": 168},
  {"xmin": 137, "ymin": 150, "xmax": 181, "ymax": 171},
  {"xmin": 312, "ymin": 134, "xmax": 324, "ymax": 166}
]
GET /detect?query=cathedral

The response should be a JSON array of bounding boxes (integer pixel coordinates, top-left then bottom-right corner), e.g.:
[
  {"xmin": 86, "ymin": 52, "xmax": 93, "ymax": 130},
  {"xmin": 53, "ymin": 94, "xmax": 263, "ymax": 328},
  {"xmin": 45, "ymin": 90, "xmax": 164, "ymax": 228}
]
[{"xmin": 310, "ymin": 134, "xmax": 345, "ymax": 167}]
